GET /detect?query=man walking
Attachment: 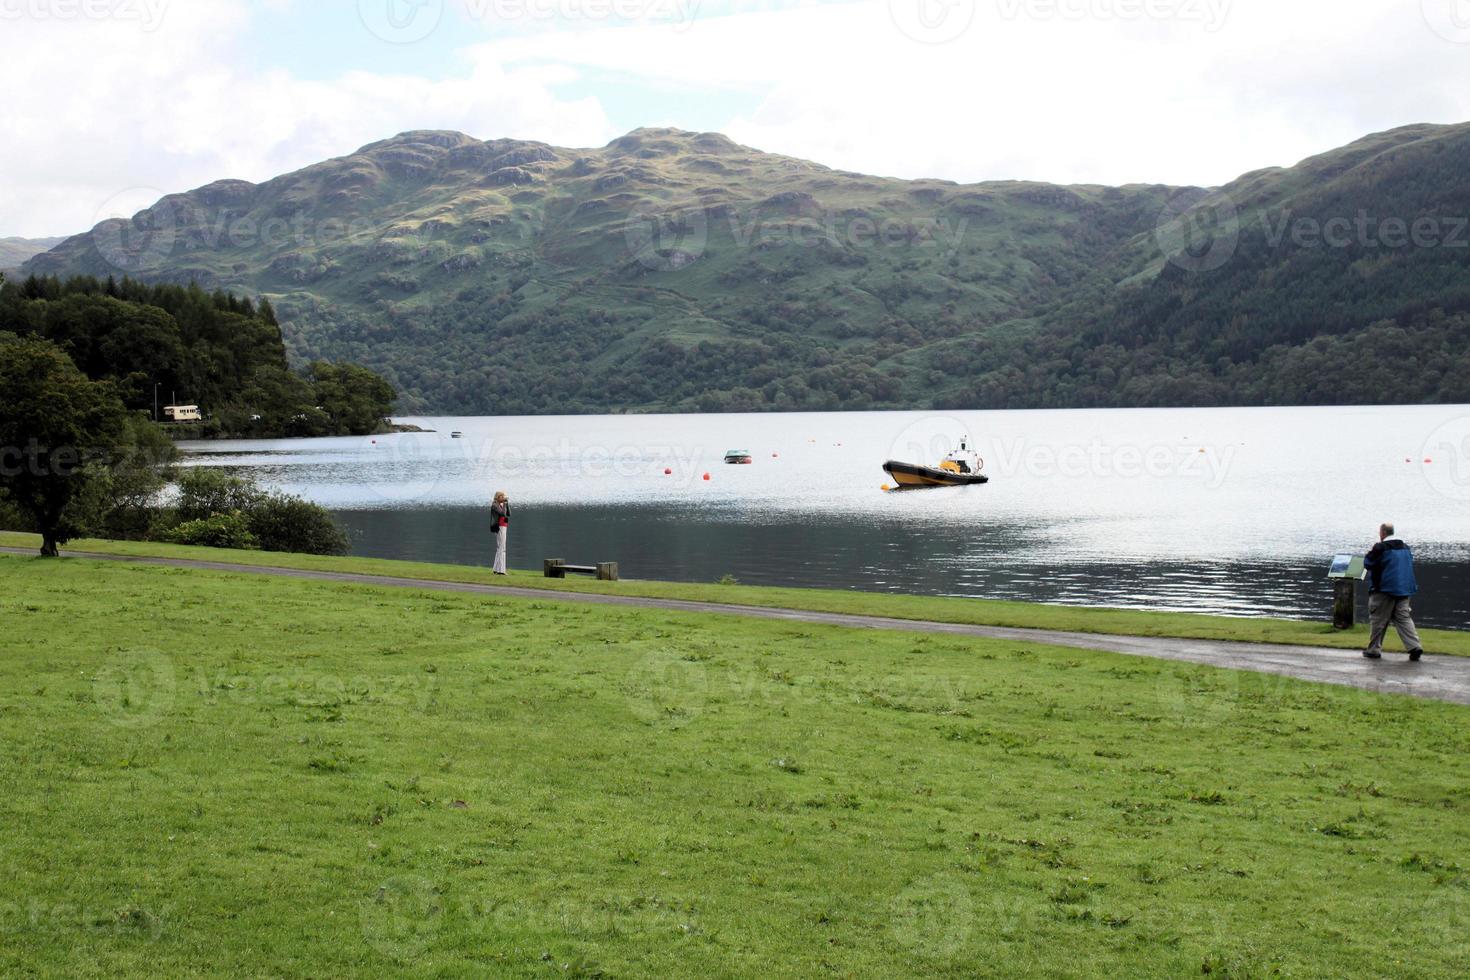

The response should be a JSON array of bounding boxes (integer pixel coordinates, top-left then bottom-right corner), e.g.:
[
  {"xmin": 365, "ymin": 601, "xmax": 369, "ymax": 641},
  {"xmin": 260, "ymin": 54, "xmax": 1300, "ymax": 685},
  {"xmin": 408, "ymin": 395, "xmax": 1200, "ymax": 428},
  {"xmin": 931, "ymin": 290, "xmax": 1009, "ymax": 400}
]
[{"xmin": 1362, "ymin": 523, "xmax": 1424, "ymax": 661}]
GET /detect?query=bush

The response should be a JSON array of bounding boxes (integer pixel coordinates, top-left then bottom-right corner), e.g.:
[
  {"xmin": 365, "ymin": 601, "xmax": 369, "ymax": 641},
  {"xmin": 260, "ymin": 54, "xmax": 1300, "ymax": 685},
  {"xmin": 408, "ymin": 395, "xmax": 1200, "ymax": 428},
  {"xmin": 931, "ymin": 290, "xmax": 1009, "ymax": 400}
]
[
  {"xmin": 247, "ymin": 494, "xmax": 349, "ymax": 556},
  {"xmin": 162, "ymin": 512, "xmax": 259, "ymax": 550},
  {"xmin": 174, "ymin": 468, "xmax": 264, "ymax": 522},
  {"xmin": 162, "ymin": 467, "xmax": 349, "ymax": 556}
]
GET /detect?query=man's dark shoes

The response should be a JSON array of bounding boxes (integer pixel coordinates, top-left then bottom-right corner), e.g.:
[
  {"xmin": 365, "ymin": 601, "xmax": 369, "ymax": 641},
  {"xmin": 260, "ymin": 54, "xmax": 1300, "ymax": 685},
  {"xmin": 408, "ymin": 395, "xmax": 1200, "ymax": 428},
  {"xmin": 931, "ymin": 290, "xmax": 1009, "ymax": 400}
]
[
  {"xmin": 1362, "ymin": 650, "xmax": 1382, "ymax": 660},
  {"xmin": 1409, "ymin": 649, "xmax": 1424, "ymax": 662}
]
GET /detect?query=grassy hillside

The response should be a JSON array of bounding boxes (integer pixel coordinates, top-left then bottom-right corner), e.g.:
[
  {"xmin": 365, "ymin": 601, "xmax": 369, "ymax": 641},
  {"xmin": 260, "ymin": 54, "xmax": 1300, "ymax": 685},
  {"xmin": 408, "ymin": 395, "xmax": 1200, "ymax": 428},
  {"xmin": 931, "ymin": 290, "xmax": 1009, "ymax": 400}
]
[
  {"xmin": 0, "ymin": 235, "xmax": 64, "ymax": 270},
  {"xmin": 24, "ymin": 123, "xmax": 1470, "ymax": 413},
  {"xmin": 3, "ymin": 553, "xmax": 1470, "ymax": 976}
]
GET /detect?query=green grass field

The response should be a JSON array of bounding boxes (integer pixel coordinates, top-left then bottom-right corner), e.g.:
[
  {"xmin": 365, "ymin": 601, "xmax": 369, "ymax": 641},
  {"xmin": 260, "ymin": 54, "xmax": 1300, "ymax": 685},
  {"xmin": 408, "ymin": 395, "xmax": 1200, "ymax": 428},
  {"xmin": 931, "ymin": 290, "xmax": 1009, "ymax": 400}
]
[
  {"xmin": 3, "ymin": 532, "xmax": 1465, "ymax": 657},
  {"xmin": 2, "ymin": 552, "xmax": 1468, "ymax": 977}
]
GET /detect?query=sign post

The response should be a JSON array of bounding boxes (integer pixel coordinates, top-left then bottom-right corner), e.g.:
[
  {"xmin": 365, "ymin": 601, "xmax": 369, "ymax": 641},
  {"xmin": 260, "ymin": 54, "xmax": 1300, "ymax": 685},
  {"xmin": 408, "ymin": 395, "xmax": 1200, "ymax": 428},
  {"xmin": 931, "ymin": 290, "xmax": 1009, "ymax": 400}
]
[{"xmin": 1326, "ymin": 554, "xmax": 1366, "ymax": 630}]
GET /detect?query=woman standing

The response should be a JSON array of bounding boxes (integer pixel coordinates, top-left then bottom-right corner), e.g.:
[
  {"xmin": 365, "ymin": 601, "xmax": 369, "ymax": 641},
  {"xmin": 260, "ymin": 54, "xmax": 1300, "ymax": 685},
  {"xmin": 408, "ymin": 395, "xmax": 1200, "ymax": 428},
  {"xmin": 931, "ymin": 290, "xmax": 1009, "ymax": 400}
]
[{"xmin": 491, "ymin": 491, "xmax": 511, "ymax": 575}]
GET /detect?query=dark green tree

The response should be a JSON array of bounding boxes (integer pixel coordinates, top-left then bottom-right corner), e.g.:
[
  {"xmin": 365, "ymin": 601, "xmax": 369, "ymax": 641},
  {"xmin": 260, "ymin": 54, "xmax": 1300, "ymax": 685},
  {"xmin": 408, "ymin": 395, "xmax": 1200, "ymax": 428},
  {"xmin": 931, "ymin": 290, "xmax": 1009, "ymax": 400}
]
[
  {"xmin": 310, "ymin": 361, "xmax": 397, "ymax": 435},
  {"xmin": 82, "ymin": 415, "xmax": 178, "ymax": 540},
  {"xmin": 0, "ymin": 335, "xmax": 132, "ymax": 556},
  {"xmin": 0, "ymin": 275, "xmax": 398, "ymax": 437}
]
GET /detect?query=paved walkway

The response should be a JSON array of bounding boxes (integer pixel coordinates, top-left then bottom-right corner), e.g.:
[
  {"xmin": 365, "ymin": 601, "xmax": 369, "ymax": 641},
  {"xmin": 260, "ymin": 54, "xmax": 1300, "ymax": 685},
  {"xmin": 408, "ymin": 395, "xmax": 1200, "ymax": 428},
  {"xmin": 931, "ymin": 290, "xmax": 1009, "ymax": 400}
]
[{"xmin": 7, "ymin": 546, "xmax": 1469, "ymax": 707}]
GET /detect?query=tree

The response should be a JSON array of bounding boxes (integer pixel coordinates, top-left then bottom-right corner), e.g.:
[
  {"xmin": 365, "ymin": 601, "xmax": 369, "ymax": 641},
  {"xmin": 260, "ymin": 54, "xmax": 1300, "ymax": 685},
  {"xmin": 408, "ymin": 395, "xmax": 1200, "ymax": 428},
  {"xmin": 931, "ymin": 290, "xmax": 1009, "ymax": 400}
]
[
  {"xmin": 82, "ymin": 414, "xmax": 178, "ymax": 540},
  {"xmin": 0, "ymin": 335, "xmax": 132, "ymax": 556},
  {"xmin": 0, "ymin": 276, "xmax": 398, "ymax": 438},
  {"xmin": 310, "ymin": 361, "xmax": 397, "ymax": 435},
  {"xmin": 39, "ymin": 293, "xmax": 186, "ymax": 410}
]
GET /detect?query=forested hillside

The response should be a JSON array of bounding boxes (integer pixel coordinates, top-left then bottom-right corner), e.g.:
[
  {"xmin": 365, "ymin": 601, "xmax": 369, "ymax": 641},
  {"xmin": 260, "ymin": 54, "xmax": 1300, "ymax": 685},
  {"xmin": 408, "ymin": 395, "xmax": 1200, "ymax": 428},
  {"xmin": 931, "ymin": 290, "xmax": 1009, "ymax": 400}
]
[
  {"xmin": 970, "ymin": 123, "xmax": 1470, "ymax": 407},
  {"xmin": 0, "ymin": 275, "xmax": 395, "ymax": 437},
  {"xmin": 23, "ymin": 123, "xmax": 1470, "ymax": 413}
]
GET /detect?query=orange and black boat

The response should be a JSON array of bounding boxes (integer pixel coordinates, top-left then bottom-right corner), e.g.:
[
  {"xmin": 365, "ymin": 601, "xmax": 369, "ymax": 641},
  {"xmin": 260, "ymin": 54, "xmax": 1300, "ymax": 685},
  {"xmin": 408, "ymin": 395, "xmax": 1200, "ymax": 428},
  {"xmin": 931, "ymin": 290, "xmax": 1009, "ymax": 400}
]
[{"xmin": 882, "ymin": 438, "xmax": 989, "ymax": 489}]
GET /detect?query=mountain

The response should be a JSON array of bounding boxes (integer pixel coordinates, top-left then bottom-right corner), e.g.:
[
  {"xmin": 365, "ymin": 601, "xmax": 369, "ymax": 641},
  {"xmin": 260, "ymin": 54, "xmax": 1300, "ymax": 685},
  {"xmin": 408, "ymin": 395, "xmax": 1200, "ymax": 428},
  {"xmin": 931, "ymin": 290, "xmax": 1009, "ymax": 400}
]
[
  {"xmin": 1, "ymin": 236, "xmax": 65, "ymax": 271},
  {"xmin": 906, "ymin": 122, "xmax": 1470, "ymax": 407},
  {"xmin": 23, "ymin": 124, "xmax": 1470, "ymax": 413}
]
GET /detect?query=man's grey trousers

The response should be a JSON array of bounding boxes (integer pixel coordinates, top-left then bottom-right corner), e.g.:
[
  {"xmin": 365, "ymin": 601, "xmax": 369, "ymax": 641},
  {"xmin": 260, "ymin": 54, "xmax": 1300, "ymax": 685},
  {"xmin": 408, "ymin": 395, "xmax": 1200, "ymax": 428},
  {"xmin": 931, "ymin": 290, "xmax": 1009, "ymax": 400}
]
[{"xmin": 1366, "ymin": 592, "xmax": 1422, "ymax": 655}]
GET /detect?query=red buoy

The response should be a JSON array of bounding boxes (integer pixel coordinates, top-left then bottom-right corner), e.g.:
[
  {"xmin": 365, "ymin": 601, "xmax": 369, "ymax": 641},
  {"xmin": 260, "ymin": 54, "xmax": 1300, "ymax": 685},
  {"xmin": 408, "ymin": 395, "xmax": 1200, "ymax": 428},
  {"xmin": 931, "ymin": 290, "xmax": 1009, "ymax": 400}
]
[
  {"xmin": 703, "ymin": 473, "xmax": 711, "ymax": 481},
  {"xmin": 664, "ymin": 468, "xmax": 672, "ymax": 475}
]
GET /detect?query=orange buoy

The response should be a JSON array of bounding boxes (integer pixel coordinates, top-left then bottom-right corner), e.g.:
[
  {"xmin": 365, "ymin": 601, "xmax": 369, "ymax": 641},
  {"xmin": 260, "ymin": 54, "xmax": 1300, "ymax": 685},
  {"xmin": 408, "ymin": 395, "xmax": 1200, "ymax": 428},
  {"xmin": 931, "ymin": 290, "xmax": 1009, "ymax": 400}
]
[{"xmin": 703, "ymin": 473, "xmax": 711, "ymax": 481}]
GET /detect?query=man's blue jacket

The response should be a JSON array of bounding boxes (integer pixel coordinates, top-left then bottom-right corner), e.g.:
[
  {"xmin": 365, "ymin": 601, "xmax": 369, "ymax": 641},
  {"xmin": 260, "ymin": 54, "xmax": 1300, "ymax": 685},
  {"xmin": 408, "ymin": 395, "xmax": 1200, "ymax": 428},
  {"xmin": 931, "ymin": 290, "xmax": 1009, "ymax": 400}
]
[{"xmin": 1365, "ymin": 538, "xmax": 1418, "ymax": 597}]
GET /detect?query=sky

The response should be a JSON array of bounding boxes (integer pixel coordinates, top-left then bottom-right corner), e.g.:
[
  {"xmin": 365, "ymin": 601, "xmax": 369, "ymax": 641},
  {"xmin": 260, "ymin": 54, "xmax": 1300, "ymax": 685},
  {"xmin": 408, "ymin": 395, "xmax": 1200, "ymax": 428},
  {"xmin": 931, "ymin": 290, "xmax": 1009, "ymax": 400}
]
[{"xmin": 2, "ymin": 0, "xmax": 1469, "ymax": 238}]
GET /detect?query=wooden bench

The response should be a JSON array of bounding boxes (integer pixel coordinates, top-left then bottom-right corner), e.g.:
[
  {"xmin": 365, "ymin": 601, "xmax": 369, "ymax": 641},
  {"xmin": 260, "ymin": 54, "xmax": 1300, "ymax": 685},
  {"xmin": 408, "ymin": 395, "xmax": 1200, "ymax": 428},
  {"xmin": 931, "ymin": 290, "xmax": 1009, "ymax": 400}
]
[{"xmin": 544, "ymin": 558, "xmax": 619, "ymax": 581}]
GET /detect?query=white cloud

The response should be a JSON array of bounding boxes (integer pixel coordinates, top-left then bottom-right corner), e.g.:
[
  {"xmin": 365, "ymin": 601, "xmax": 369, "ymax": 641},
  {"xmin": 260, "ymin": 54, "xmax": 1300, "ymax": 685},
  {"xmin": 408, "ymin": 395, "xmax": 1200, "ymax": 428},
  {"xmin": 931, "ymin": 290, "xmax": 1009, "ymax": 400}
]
[
  {"xmin": 467, "ymin": 0, "xmax": 1470, "ymax": 185},
  {"xmin": 0, "ymin": 0, "xmax": 615, "ymax": 237},
  {"xmin": 2, "ymin": 0, "xmax": 1467, "ymax": 238}
]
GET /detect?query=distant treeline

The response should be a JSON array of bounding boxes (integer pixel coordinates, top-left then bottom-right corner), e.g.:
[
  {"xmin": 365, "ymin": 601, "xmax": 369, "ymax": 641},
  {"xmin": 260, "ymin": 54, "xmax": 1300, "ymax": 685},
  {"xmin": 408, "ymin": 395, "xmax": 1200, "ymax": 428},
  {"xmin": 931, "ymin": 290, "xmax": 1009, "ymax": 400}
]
[{"xmin": 0, "ymin": 275, "xmax": 395, "ymax": 437}]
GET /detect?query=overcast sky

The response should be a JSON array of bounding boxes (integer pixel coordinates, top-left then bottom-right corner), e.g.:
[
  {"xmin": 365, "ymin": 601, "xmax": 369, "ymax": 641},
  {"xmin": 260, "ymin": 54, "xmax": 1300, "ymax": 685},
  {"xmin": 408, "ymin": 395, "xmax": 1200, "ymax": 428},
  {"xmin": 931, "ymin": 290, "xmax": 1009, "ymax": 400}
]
[{"xmin": 3, "ymin": 0, "xmax": 1469, "ymax": 238}]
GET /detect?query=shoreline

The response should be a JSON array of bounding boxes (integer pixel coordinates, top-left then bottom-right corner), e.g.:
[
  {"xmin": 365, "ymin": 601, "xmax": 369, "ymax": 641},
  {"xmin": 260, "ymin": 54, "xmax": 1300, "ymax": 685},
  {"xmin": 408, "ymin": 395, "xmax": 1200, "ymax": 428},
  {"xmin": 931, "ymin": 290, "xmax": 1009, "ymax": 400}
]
[
  {"xmin": 4, "ymin": 531, "xmax": 1465, "ymax": 655},
  {"xmin": 153, "ymin": 419, "xmax": 431, "ymax": 442}
]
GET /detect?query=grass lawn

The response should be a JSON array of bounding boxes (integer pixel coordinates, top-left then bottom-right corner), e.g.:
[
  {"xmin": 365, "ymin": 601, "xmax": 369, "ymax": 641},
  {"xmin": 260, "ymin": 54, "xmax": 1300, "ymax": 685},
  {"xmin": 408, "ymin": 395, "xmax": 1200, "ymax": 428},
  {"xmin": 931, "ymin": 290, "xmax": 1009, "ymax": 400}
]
[
  {"xmin": 1, "ymin": 553, "xmax": 1468, "ymax": 977},
  {"xmin": 2, "ymin": 531, "xmax": 1465, "ymax": 657}
]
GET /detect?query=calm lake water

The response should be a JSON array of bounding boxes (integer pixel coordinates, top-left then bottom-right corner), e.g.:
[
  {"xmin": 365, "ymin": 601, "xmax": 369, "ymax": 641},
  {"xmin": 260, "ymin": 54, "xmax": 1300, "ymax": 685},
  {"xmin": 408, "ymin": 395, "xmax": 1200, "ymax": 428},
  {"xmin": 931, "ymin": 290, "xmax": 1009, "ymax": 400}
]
[{"xmin": 179, "ymin": 406, "xmax": 1470, "ymax": 630}]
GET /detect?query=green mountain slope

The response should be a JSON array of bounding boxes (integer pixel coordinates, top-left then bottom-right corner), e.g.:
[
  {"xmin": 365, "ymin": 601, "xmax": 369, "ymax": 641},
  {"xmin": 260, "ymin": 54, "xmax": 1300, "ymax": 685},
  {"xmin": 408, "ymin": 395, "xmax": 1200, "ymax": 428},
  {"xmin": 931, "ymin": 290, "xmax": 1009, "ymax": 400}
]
[
  {"xmin": 1, "ymin": 236, "xmax": 64, "ymax": 271},
  {"xmin": 919, "ymin": 123, "xmax": 1470, "ymax": 407},
  {"xmin": 24, "ymin": 124, "xmax": 1470, "ymax": 412}
]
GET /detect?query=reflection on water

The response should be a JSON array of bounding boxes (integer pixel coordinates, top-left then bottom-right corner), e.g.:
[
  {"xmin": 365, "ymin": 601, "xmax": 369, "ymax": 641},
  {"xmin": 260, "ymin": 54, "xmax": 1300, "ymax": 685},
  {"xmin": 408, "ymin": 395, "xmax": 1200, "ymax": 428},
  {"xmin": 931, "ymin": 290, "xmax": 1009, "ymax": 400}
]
[
  {"xmin": 331, "ymin": 504, "xmax": 1469, "ymax": 628},
  {"xmin": 180, "ymin": 405, "xmax": 1470, "ymax": 631}
]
